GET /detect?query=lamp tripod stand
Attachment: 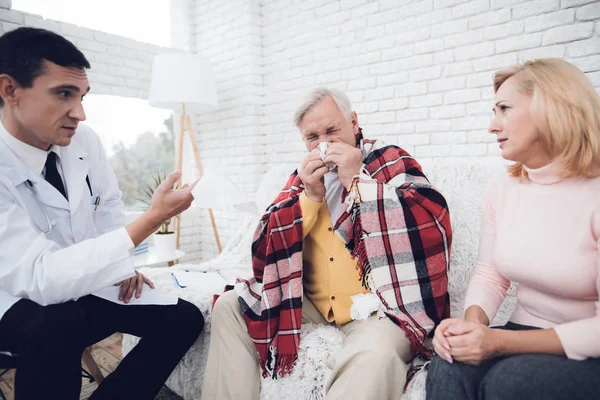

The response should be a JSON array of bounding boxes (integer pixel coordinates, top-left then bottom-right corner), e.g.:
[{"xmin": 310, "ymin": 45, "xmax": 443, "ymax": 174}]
[{"xmin": 174, "ymin": 103, "xmax": 222, "ymax": 254}]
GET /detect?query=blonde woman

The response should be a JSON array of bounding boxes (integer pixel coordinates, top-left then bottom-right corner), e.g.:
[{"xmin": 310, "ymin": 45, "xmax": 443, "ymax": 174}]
[{"xmin": 426, "ymin": 58, "xmax": 600, "ymax": 400}]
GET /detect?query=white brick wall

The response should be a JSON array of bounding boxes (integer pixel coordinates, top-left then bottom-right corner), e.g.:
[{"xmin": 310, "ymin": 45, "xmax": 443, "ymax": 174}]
[
  {"xmin": 0, "ymin": 7, "xmax": 170, "ymax": 100},
  {"xmin": 172, "ymin": 0, "xmax": 264, "ymax": 261},
  {"xmin": 4, "ymin": 1, "xmax": 598, "ymax": 264},
  {"xmin": 182, "ymin": 0, "xmax": 600, "ymax": 262}
]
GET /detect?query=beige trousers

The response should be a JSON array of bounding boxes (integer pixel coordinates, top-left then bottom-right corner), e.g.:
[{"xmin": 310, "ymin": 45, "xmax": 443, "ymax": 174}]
[{"xmin": 201, "ymin": 290, "xmax": 413, "ymax": 400}]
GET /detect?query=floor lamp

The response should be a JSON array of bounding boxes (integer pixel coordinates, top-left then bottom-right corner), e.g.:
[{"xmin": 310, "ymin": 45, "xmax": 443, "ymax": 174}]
[{"xmin": 148, "ymin": 53, "xmax": 222, "ymax": 253}]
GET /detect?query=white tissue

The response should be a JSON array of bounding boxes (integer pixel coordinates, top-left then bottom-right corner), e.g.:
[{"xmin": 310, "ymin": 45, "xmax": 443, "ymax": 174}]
[
  {"xmin": 318, "ymin": 142, "xmax": 337, "ymax": 171},
  {"xmin": 349, "ymin": 293, "xmax": 381, "ymax": 320}
]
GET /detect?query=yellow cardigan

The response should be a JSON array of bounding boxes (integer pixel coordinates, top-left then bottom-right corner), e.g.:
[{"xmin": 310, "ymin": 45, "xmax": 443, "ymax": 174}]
[{"xmin": 299, "ymin": 192, "xmax": 370, "ymax": 325}]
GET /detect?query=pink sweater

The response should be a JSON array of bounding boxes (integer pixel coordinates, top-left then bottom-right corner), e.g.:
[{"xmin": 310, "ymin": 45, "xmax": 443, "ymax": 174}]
[{"xmin": 464, "ymin": 163, "xmax": 600, "ymax": 360}]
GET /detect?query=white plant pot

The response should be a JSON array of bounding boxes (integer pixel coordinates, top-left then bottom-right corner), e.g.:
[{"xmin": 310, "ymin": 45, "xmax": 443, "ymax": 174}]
[{"xmin": 153, "ymin": 232, "xmax": 176, "ymax": 259}]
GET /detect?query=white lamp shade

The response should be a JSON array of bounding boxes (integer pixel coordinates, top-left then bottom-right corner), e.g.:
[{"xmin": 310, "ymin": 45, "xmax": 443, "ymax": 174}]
[{"xmin": 148, "ymin": 53, "xmax": 218, "ymax": 113}]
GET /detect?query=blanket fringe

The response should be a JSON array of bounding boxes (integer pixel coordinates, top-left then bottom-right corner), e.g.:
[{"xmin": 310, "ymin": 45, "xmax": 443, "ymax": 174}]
[
  {"xmin": 404, "ymin": 356, "xmax": 430, "ymax": 392},
  {"xmin": 274, "ymin": 353, "xmax": 297, "ymax": 378},
  {"xmin": 354, "ymin": 240, "xmax": 373, "ymax": 291},
  {"xmin": 392, "ymin": 316, "xmax": 431, "ymax": 360},
  {"xmin": 260, "ymin": 349, "xmax": 298, "ymax": 379},
  {"xmin": 349, "ymin": 203, "xmax": 373, "ymax": 291}
]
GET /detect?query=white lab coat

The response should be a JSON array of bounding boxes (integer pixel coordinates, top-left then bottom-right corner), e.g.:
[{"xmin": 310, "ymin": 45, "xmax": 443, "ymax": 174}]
[{"xmin": 0, "ymin": 123, "xmax": 138, "ymax": 322}]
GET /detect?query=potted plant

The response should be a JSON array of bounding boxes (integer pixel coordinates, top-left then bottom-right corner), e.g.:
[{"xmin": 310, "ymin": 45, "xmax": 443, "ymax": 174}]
[{"xmin": 138, "ymin": 172, "xmax": 178, "ymax": 258}]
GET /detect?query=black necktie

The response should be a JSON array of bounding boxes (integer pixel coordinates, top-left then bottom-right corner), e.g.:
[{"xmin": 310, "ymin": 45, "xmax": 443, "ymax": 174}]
[{"xmin": 44, "ymin": 152, "xmax": 67, "ymax": 199}]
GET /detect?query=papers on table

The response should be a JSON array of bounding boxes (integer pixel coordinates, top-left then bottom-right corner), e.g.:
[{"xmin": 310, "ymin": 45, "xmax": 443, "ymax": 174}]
[
  {"xmin": 91, "ymin": 271, "xmax": 229, "ymax": 306},
  {"xmin": 92, "ymin": 285, "xmax": 178, "ymax": 306},
  {"xmin": 171, "ymin": 270, "xmax": 228, "ymax": 292}
]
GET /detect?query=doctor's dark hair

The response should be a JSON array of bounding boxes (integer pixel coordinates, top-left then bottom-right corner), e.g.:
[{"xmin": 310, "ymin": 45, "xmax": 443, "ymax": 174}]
[{"xmin": 0, "ymin": 27, "xmax": 90, "ymax": 106}]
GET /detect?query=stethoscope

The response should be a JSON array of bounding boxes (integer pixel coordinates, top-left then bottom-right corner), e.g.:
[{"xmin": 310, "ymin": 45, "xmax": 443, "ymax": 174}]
[
  {"xmin": 23, "ymin": 175, "xmax": 94, "ymax": 235},
  {"xmin": 24, "ymin": 179, "xmax": 53, "ymax": 234}
]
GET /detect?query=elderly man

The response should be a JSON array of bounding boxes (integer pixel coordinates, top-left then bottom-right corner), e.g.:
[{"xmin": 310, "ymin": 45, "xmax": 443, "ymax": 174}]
[{"xmin": 202, "ymin": 88, "xmax": 452, "ymax": 399}]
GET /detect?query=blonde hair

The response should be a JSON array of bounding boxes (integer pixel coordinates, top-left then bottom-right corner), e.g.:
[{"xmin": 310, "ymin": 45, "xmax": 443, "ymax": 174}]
[
  {"xmin": 493, "ymin": 58, "xmax": 600, "ymax": 179},
  {"xmin": 293, "ymin": 87, "xmax": 352, "ymax": 128}
]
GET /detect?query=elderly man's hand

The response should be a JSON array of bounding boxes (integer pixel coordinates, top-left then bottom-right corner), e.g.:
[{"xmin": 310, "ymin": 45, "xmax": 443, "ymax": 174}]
[
  {"xmin": 323, "ymin": 142, "xmax": 363, "ymax": 189},
  {"xmin": 299, "ymin": 149, "xmax": 328, "ymax": 202},
  {"xmin": 115, "ymin": 270, "xmax": 155, "ymax": 303}
]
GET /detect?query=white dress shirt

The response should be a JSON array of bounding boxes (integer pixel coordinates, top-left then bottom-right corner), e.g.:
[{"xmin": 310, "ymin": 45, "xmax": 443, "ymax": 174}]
[
  {"xmin": 324, "ymin": 171, "xmax": 344, "ymax": 224},
  {"xmin": 0, "ymin": 126, "xmax": 67, "ymax": 196}
]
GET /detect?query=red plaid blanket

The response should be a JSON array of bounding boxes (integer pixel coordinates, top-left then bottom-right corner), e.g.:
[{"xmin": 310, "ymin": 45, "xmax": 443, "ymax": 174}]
[{"xmin": 235, "ymin": 136, "xmax": 452, "ymax": 378}]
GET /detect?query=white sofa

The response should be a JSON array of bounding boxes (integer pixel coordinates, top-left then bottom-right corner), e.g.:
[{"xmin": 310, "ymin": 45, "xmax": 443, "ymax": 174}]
[{"xmin": 123, "ymin": 157, "xmax": 516, "ymax": 400}]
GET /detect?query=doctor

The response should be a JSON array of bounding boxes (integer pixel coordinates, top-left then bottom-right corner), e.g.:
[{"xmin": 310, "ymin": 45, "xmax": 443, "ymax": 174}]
[{"xmin": 0, "ymin": 27, "xmax": 204, "ymax": 399}]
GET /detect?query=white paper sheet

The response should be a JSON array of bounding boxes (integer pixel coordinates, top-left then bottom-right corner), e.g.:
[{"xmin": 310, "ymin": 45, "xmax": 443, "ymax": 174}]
[
  {"xmin": 172, "ymin": 270, "xmax": 228, "ymax": 292},
  {"xmin": 92, "ymin": 285, "xmax": 178, "ymax": 306}
]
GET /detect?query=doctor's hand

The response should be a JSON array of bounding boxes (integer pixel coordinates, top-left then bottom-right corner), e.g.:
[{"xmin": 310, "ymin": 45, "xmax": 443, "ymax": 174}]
[
  {"xmin": 115, "ymin": 270, "xmax": 155, "ymax": 303},
  {"xmin": 148, "ymin": 171, "xmax": 199, "ymax": 223},
  {"xmin": 126, "ymin": 171, "xmax": 199, "ymax": 247}
]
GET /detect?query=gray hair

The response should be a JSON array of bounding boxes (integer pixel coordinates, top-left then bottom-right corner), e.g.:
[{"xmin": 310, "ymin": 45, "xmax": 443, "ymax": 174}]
[{"xmin": 293, "ymin": 87, "xmax": 352, "ymax": 128}]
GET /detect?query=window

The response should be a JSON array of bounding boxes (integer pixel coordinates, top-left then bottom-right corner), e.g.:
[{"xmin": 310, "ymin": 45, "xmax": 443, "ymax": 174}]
[
  {"xmin": 10, "ymin": 0, "xmax": 176, "ymax": 209},
  {"xmin": 12, "ymin": 0, "xmax": 171, "ymax": 47},
  {"xmin": 83, "ymin": 95, "xmax": 174, "ymax": 210}
]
